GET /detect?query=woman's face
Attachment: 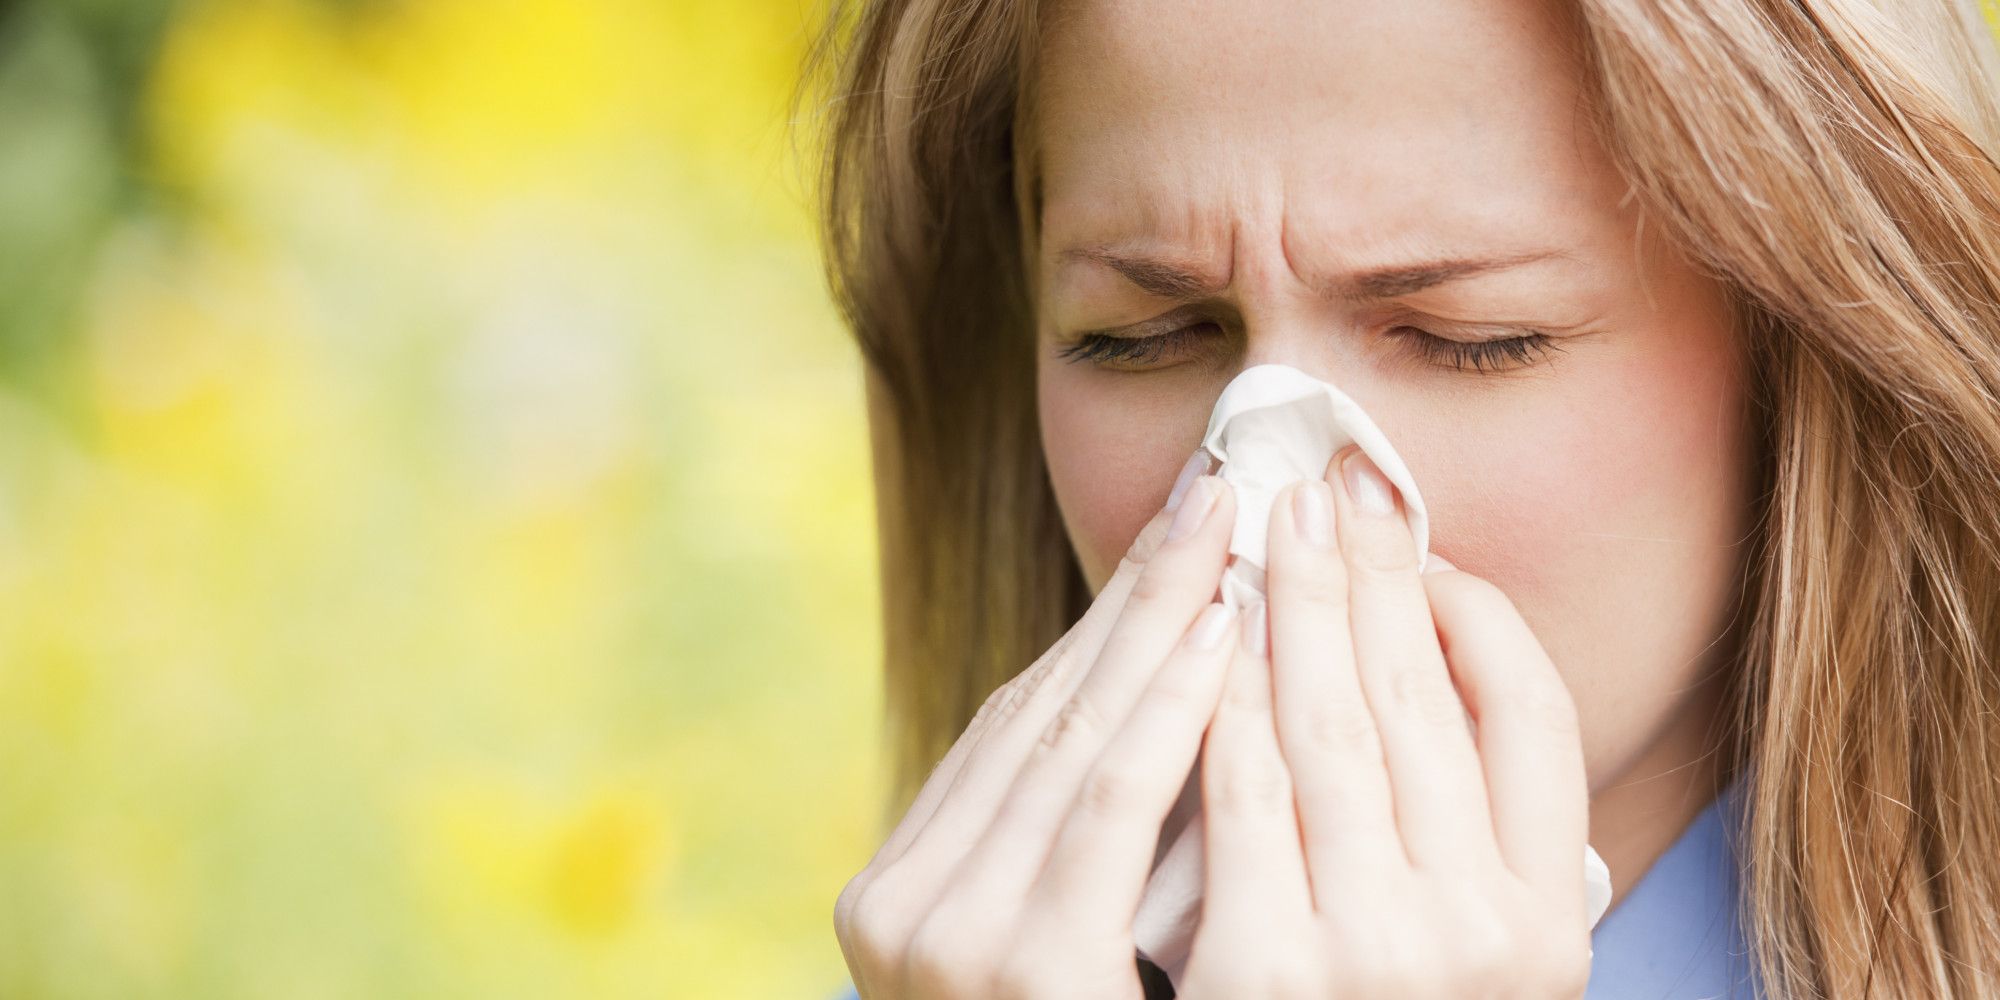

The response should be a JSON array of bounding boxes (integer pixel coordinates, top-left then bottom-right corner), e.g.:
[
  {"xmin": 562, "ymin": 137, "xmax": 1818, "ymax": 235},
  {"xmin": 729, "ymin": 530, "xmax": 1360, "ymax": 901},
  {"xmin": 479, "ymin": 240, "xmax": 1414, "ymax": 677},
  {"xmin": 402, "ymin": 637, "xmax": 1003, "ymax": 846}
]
[{"xmin": 1032, "ymin": 0, "xmax": 1757, "ymax": 794}]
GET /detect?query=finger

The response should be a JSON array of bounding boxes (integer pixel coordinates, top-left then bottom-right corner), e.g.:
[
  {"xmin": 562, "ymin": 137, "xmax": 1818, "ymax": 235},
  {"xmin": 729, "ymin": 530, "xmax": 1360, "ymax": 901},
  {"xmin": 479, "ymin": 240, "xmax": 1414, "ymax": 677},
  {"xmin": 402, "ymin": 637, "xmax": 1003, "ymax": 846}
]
[
  {"xmin": 1329, "ymin": 446, "xmax": 1498, "ymax": 874},
  {"xmin": 946, "ymin": 475, "xmax": 1237, "ymax": 901},
  {"xmin": 875, "ymin": 451, "xmax": 1214, "ymax": 868},
  {"xmin": 1029, "ymin": 601, "xmax": 1240, "ymax": 927},
  {"xmin": 1422, "ymin": 562, "xmax": 1588, "ymax": 904},
  {"xmin": 1264, "ymin": 479, "xmax": 1406, "ymax": 903},
  {"xmin": 1199, "ymin": 601, "xmax": 1315, "ymax": 925}
]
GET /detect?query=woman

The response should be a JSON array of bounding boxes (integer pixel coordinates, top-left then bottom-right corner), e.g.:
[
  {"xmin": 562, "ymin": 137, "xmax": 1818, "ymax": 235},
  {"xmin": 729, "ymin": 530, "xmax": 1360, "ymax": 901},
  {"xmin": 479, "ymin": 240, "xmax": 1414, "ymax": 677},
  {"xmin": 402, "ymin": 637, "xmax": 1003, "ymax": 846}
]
[{"xmin": 798, "ymin": 0, "xmax": 2000, "ymax": 996}]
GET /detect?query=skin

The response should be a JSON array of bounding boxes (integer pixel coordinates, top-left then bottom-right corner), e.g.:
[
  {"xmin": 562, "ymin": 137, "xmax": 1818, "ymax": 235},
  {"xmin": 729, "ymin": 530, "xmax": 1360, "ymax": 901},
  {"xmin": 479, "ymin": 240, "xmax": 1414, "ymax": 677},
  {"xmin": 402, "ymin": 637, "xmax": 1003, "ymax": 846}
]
[
  {"xmin": 838, "ymin": 460, "xmax": 1603, "ymax": 996},
  {"xmin": 832, "ymin": 0, "xmax": 1757, "ymax": 994},
  {"xmin": 1036, "ymin": 0, "xmax": 1754, "ymax": 912}
]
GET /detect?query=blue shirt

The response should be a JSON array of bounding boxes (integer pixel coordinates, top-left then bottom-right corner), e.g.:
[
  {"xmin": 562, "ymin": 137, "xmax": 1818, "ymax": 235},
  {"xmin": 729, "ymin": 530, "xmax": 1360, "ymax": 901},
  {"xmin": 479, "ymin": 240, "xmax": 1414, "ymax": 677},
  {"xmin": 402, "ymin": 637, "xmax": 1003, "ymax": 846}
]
[
  {"xmin": 827, "ymin": 777, "xmax": 1761, "ymax": 1000},
  {"xmin": 1586, "ymin": 774, "xmax": 1764, "ymax": 999}
]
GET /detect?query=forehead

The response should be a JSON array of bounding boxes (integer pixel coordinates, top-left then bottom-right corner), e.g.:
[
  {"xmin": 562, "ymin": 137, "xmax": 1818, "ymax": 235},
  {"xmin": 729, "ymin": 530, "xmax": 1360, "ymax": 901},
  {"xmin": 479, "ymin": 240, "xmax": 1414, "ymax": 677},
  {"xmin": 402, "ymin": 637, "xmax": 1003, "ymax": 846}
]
[{"xmin": 1030, "ymin": 0, "xmax": 1611, "ymax": 261}]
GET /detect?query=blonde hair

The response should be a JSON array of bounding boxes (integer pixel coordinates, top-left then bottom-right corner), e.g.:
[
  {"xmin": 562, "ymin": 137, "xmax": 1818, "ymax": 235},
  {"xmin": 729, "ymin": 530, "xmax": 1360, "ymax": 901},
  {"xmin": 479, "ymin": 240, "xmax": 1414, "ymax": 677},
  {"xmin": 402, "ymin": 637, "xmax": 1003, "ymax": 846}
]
[{"xmin": 795, "ymin": 0, "xmax": 2000, "ymax": 994}]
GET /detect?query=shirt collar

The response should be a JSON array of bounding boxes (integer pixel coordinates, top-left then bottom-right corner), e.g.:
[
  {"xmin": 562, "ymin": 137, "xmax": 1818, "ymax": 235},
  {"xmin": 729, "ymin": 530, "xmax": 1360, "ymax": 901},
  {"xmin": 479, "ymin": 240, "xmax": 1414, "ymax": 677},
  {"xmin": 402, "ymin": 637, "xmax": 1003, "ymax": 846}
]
[{"xmin": 1585, "ymin": 773, "xmax": 1764, "ymax": 999}]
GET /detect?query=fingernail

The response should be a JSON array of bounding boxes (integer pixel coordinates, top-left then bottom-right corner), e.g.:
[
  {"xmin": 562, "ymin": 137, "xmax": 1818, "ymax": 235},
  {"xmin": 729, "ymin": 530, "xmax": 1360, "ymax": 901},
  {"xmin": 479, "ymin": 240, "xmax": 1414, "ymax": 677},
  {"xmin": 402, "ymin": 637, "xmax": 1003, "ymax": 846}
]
[
  {"xmin": 1166, "ymin": 449, "xmax": 1211, "ymax": 512},
  {"xmin": 1186, "ymin": 602, "xmax": 1236, "ymax": 651},
  {"xmin": 1422, "ymin": 552, "xmax": 1456, "ymax": 574},
  {"xmin": 1292, "ymin": 480, "xmax": 1333, "ymax": 547},
  {"xmin": 1241, "ymin": 599, "xmax": 1268, "ymax": 656},
  {"xmin": 1342, "ymin": 450, "xmax": 1397, "ymax": 517},
  {"xmin": 1166, "ymin": 476, "xmax": 1218, "ymax": 542}
]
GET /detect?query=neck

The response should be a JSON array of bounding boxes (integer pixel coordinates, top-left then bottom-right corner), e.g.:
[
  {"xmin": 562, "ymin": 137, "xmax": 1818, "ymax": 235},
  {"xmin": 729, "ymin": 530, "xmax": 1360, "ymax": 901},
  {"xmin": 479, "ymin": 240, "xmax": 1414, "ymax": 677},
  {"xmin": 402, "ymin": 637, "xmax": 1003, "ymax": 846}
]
[{"xmin": 1587, "ymin": 667, "xmax": 1733, "ymax": 913}]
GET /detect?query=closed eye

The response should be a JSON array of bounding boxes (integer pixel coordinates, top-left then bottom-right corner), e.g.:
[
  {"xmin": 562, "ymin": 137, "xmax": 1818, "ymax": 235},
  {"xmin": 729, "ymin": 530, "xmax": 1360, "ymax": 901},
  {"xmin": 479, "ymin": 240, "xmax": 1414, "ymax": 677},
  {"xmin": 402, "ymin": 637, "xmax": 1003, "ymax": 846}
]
[
  {"xmin": 1052, "ymin": 324, "xmax": 1219, "ymax": 368},
  {"xmin": 1053, "ymin": 323, "xmax": 1566, "ymax": 374},
  {"xmin": 1395, "ymin": 327, "xmax": 1565, "ymax": 373}
]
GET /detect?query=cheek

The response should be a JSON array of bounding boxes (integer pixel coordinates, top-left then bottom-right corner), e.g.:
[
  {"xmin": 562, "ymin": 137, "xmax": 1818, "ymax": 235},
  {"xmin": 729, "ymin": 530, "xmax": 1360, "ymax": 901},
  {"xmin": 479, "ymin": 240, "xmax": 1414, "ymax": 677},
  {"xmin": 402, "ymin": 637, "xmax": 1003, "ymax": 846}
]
[
  {"xmin": 1423, "ymin": 362, "xmax": 1730, "ymax": 592},
  {"xmin": 1038, "ymin": 367, "xmax": 1211, "ymax": 591},
  {"xmin": 1413, "ymin": 333, "xmax": 1753, "ymax": 782},
  {"xmin": 1420, "ymin": 318, "xmax": 1749, "ymax": 585}
]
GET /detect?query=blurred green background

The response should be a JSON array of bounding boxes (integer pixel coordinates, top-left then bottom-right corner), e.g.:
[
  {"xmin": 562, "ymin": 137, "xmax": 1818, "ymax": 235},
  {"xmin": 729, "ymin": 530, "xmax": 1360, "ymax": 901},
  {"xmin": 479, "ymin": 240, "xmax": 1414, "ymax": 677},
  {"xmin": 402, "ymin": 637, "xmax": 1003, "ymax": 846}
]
[{"xmin": 0, "ymin": 0, "xmax": 881, "ymax": 997}]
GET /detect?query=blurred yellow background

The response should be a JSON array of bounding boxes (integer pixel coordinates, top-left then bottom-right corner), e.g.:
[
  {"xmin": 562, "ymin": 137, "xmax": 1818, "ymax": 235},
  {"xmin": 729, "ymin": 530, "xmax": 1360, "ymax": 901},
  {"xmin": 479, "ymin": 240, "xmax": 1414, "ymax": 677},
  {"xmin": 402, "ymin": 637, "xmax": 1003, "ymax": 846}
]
[{"xmin": 0, "ymin": 0, "xmax": 880, "ymax": 997}]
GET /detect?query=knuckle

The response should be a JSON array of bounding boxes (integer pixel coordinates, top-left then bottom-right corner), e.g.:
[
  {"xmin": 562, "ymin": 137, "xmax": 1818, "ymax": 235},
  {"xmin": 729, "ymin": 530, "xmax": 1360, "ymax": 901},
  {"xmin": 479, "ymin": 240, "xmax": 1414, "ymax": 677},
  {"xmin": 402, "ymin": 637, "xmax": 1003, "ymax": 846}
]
[
  {"xmin": 1041, "ymin": 636, "xmax": 1090, "ymax": 691},
  {"xmin": 1209, "ymin": 745, "xmax": 1292, "ymax": 816},
  {"xmin": 1111, "ymin": 524, "xmax": 1174, "ymax": 588},
  {"xmin": 904, "ymin": 912, "xmax": 995, "ymax": 991},
  {"xmin": 1126, "ymin": 562, "xmax": 1177, "ymax": 606},
  {"xmin": 1011, "ymin": 657, "xmax": 1062, "ymax": 712},
  {"xmin": 1231, "ymin": 939, "xmax": 1323, "ymax": 1000},
  {"xmin": 1220, "ymin": 677, "xmax": 1271, "ymax": 716},
  {"xmin": 1078, "ymin": 757, "xmax": 1151, "ymax": 816},
  {"xmin": 1347, "ymin": 536, "xmax": 1423, "ymax": 580},
  {"xmin": 971, "ymin": 684, "xmax": 1010, "ymax": 726},
  {"xmin": 1142, "ymin": 670, "xmax": 1213, "ymax": 723},
  {"xmin": 1124, "ymin": 511, "xmax": 1173, "ymax": 566},
  {"xmin": 1038, "ymin": 692, "xmax": 1107, "ymax": 754},
  {"xmin": 834, "ymin": 869, "xmax": 869, "ymax": 930},
  {"xmin": 1304, "ymin": 780, "xmax": 1382, "ymax": 837},
  {"xmin": 1285, "ymin": 564, "xmax": 1350, "ymax": 608},
  {"xmin": 1349, "ymin": 932, "xmax": 1443, "ymax": 994},
  {"xmin": 1112, "ymin": 552, "xmax": 1149, "ymax": 592},
  {"xmin": 1015, "ymin": 651, "xmax": 1058, "ymax": 693},
  {"xmin": 1455, "ymin": 914, "xmax": 1515, "ymax": 978},
  {"xmin": 1437, "ymin": 893, "xmax": 1541, "ymax": 986},
  {"xmin": 1209, "ymin": 954, "xmax": 1319, "ymax": 1000},
  {"xmin": 1530, "ymin": 930, "xmax": 1594, "ymax": 997},
  {"xmin": 990, "ymin": 955, "xmax": 1056, "ymax": 1000},
  {"xmin": 1299, "ymin": 698, "xmax": 1382, "ymax": 756},
  {"xmin": 971, "ymin": 673, "xmax": 1027, "ymax": 730},
  {"xmin": 1390, "ymin": 665, "xmax": 1470, "ymax": 729},
  {"xmin": 1268, "ymin": 963, "xmax": 1322, "ymax": 1000},
  {"xmin": 1219, "ymin": 663, "xmax": 1272, "ymax": 716},
  {"xmin": 839, "ymin": 876, "xmax": 906, "ymax": 967}
]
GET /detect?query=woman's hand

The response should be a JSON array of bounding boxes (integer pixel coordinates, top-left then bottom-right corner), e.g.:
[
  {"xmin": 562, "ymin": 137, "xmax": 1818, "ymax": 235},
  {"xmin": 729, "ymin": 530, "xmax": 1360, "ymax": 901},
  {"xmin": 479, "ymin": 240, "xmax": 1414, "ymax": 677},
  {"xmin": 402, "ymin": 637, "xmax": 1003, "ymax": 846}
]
[
  {"xmin": 1176, "ymin": 445, "xmax": 1593, "ymax": 1000},
  {"xmin": 834, "ymin": 466, "xmax": 1249, "ymax": 999}
]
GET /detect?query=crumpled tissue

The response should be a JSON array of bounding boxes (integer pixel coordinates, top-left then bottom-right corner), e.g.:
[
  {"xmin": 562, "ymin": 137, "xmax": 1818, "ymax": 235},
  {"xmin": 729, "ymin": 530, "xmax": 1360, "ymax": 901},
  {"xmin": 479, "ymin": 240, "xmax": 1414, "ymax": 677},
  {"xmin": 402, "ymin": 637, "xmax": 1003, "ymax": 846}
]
[{"xmin": 1129, "ymin": 363, "xmax": 1613, "ymax": 987}]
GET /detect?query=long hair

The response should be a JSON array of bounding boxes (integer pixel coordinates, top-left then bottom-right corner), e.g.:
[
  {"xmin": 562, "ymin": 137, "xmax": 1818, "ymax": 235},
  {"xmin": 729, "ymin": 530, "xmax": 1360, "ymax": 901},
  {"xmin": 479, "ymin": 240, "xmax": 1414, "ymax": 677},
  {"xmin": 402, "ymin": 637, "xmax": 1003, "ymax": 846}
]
[{"xmin": 794, "ymin": 1, "xmax": 2000, "ymax": 994}]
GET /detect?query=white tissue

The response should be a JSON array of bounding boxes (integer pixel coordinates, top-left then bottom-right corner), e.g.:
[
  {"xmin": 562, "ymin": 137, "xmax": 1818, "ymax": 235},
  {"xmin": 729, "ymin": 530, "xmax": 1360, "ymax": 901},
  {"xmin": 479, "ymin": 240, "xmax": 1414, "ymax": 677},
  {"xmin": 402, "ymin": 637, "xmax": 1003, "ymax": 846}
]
[
  {"xmin": 1129, "ymin": 363, "xmax": 1613, "ymax": 988},
  {"xmin": 1196, "ymin": 363, "xmax": 1431, "ymax": 609}
]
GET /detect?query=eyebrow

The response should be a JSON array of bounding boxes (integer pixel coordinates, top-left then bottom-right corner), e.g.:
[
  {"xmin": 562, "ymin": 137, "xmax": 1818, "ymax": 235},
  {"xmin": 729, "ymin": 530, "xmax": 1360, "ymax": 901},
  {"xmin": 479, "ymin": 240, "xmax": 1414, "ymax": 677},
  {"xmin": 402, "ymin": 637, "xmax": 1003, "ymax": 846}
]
[{"xmin": 1056, "ymin": 245, "xmax": 1572, "ymax": 302}]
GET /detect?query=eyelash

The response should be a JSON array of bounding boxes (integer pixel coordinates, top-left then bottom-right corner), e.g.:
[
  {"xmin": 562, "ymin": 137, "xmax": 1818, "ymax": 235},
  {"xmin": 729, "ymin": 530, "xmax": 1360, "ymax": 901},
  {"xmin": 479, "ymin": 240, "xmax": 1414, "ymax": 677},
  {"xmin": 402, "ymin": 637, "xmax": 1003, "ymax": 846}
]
[
  {"xmin": 1405, "ymin": 328, "xmax": 1565, "ymax": 373},
  {"xmin": 1055, "ymin": 325, "xmax": 1565, "ymax": 373},
  {"xmin": 1054, "ymin": 326, "xmax": 1212, "ymax": 367}
]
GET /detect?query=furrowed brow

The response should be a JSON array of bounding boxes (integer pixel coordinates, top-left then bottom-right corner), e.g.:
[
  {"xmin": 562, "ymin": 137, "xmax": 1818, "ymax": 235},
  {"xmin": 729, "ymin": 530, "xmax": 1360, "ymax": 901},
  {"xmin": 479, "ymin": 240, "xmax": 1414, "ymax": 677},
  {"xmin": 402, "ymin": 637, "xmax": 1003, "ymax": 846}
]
[
  {"xmin": 1056, "ymin": 245, "xmax": 1571, "ymax": 302},
  {"xmin": 1056, "ymin": 246, "xmax": 1228, "ymax": 300},
  {"xmin": 1331, "ymin": 250, "xmax": 1571, "ymax": 300}
]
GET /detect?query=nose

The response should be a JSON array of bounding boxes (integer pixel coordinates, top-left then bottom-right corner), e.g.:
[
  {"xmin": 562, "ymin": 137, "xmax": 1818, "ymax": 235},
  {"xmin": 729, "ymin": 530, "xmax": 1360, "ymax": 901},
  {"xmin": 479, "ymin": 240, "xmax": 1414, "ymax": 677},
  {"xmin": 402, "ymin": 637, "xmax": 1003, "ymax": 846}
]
[
  {"xmin": 1224, "ymin": 264, "xmax": 1360, "ymax": 379},
  {"xmin": 1221, "ymin": 301, "xmax": 1407, "ymax": 435},
  {"xmin": 1217, "ymin": 225, "xmax": 1382, "ymax": 400},
  {"xmin": 1235, "ymin": 315, "xmax": 1366, "ymax": 397}
]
